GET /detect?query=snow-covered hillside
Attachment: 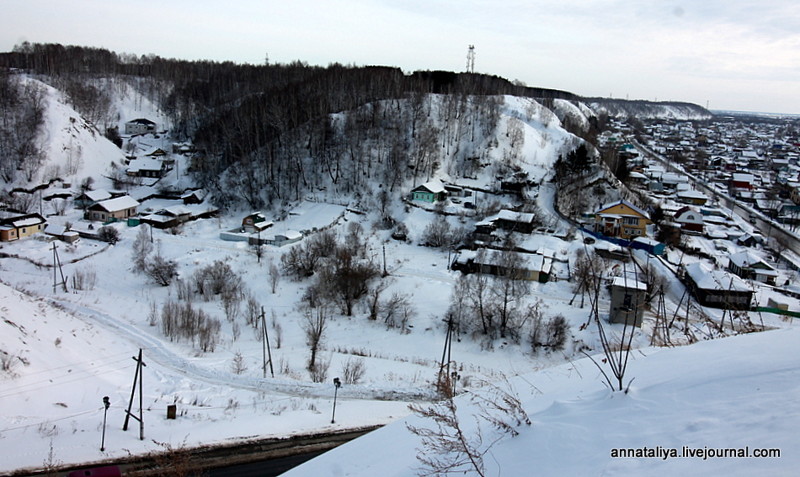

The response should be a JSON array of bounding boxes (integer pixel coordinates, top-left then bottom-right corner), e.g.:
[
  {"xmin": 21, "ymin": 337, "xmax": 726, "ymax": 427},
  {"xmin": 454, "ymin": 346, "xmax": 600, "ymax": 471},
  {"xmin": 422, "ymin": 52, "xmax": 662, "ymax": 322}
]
[
  {"xmin": 587, "ymin": 99, "xmax": 712, "ymax": 121},
  {"xmin": 0, "ymin": 71, "xmax": 790, "ymax": 477},
  {"xmin": 11, "ymin": 77, "xmax": 123, "ymax": 188},
  {"xmin": 285, "ymin": 327, "xmax": 800, "ymax": 476}
]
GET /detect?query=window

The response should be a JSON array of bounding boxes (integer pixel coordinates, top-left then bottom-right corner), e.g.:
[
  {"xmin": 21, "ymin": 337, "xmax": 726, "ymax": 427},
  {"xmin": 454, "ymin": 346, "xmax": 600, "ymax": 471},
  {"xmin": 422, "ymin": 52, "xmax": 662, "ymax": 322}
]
[
  {"xmin": 623, "ymin": 293, "xmax": 632, "ymax": 309},
  {"xmin": 623, "ymin": 216, "xmax": 639, "ymax": 226}
]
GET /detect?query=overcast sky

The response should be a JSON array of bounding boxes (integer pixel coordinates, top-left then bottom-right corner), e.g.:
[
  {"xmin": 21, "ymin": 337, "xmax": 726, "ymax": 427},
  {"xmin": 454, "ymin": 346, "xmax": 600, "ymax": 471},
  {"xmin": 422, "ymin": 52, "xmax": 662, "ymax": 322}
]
[{"xmin": 3, "ymin": 0, "xmax": 799, "ymax": 114}]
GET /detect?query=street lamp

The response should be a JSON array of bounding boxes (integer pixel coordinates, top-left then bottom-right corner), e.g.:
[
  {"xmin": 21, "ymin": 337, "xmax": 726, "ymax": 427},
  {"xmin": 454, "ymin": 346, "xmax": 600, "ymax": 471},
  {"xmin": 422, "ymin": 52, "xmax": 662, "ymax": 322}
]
[
  {"xmin": 331, "ymin": 377, "xmax": 341, "ymax": 424},
  {"xmin": 100, "ymin": 396, "xmax": 110, "ymax": 451},
  {"xmin": 451, "ymin": 371, "xmax": 461, "ymax": 395}
]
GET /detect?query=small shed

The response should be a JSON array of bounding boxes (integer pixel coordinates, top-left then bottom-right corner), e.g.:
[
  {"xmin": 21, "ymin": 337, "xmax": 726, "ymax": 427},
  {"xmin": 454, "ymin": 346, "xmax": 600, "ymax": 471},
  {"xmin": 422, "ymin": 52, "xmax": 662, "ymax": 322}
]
[
  {"xmin": 242, "ymin": 212, "xmax": 273, "ymax": 233},
  {"xmin": 44, "ymin": 224, "xmax": 80, "ymax": 243},
  {"xmin": 631, "ymin": 236, "xmax": 665, "ymax": 256},
  {"xmin": 609, "ymin": 277, "xmax": 647, "ymax": 327}
]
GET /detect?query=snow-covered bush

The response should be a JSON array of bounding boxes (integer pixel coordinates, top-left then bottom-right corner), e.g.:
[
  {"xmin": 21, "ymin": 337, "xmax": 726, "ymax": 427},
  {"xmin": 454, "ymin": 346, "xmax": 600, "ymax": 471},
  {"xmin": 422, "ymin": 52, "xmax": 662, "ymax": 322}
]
[{"xmin": 97, "ymin": 225, "xmax": 120, "ymax": 244}]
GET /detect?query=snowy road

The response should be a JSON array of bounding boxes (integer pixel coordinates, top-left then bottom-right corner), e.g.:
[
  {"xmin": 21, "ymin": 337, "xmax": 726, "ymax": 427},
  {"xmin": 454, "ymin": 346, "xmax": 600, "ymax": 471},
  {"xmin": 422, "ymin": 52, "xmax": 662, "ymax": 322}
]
[{"xmin": 49, "ymin": 297, "xmax": 435, "ymax": 402}]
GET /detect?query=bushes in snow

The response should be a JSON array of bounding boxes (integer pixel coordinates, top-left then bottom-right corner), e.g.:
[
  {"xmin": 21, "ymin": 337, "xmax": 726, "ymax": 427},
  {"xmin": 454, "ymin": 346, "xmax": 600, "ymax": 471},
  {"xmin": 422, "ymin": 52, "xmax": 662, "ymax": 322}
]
[
  {"xmin": 97, "ymin": 225, "xmax": 120, "ymax": 244},
  {"xmin": 160, "ymin": 300, "xmax": 221, "ymax": 352},
  {"xmin": 145, "ymin": 255, "xmax": 178, "ymax": 286}
]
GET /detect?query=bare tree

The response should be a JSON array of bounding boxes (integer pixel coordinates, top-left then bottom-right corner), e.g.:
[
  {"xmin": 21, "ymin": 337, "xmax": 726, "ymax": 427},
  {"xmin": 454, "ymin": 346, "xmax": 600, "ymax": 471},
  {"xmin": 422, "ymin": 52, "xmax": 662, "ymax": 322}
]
[
  {"xmin": 341, "ymin": 357, "xmax": 366, "ymax": 384},
  {"xmin": 268, "ymin": 259, "xmax": 281, "ymax": 293},
  {"xmin": 490, "ymin": 248, "xmax": 529, "ymax": 339},
  {"xmin": 230, "ymin": 351, "xmax": 247, "ymax": 375},
  {"xmin": 302, "ymin": 306, "xmax": 328, "ymax": 371},
  {"xmin": 367, "ymin": 279, "xmax": 391, "ymax": 321},
  {"xmin": 245, "ymin": 294, "xmax": 260, "ymax": 328},
  {"xmin": 381, "ymin": 292, "xmax": 415, "ymax": 331},
  {"xmin": 316, "ymin": 244, "xmax": 380, "ymax": 316},
  {"xmin": 131, "ymin": 225, "xmax": 153, "ymax": 272},
  {"xmin": 145, "ymin": 254, "xmax": 179, "ymax": 287},
  {"xmin": 407, "ymin": 376, "xmax": 530, "ymax": 477}
]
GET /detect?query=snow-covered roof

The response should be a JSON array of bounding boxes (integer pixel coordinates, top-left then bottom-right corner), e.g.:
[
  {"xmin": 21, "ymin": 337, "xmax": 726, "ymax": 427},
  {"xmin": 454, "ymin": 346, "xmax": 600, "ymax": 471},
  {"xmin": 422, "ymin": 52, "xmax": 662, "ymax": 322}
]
[
  {"xmin": 126, "ymin": 118, "xmax": 155, "ymax": 125},
  {"xmin": 413, "ymin": 179, "xmax": 445, "ymax": 194},
  {"xmin": 82, "ymin": 189, "xmax": 112, "ymax": 202},
  {"xmin": 270, "ymin": 230, "xmax": 302, "ymax": 240},
  {"xmin": 674, "ymin": 206, "xmax": 703, "ymax": 223},
  {"xmin": 596, "ymin": 199, "xmax": 649, "ymax": 219},
  {"xmin": 163, "ymin": 205, "xmax": 191, "ymax": 216},
  {"xmin": 44, "ymin": 224, "xmax": 68, "ymax": 236},
  {"xmin": 684, "ymin": 262, "xmax": 751, "ymax": 292},
  {"xmin": 497, "ymin": 209, "xmax": 535, "ymax": 224},
  {"xmin": 12, "ymin": 216, "xmax": 45, "ymax": 227},
  {"xmin": 728, "ymin": 251, "xmax": 774, "ymax": 270},
  {"xmin": 632, "ymin": 236, "xmax": 660, "ymax": 246},
  {"xmin": 127, "ymin": 157, "xmax": 164, "ymax": 172},
  {"xmin": 676, "ymin": 189, "xmax": 708, "ymax": 199},
  {"xmin": 180, "ymin": 189, "xmax": 206, "ymax": 200},
  {"xmin": 92, "ymin": 195, "xmax": 140, "ymax": 212},
  {"xmin": 612, "ymin": 276, "xmax": 647, "ymax": 291}
]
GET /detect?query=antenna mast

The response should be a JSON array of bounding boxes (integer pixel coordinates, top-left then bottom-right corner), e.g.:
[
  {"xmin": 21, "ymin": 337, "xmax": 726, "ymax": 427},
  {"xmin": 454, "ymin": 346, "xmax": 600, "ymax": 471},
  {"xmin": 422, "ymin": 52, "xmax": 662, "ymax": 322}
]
[{"xmin": 466, "ymin": 45, "xmax": 475, "ymax": 73}]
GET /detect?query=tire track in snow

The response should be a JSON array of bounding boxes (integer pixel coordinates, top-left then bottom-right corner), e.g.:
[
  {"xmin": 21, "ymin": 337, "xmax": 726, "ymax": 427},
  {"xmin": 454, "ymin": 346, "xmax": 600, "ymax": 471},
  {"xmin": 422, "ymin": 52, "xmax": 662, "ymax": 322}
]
[{"xmin": 49, "ymin": 297, "xmax": 434, "ymax": 402}]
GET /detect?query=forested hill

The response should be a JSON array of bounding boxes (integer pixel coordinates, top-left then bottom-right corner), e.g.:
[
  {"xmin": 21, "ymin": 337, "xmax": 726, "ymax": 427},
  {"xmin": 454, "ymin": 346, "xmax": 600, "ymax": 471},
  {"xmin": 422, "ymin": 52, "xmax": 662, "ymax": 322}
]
[{"xmin": 0, "ymin": 43, "xmax": 709, "ymax": 210}]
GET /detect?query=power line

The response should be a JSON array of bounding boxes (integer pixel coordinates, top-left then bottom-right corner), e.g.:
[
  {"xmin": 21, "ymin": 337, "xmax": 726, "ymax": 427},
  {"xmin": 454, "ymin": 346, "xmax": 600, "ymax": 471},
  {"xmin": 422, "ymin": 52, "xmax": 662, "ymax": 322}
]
[{"xmin": 0, "ymin": 361, "xmax": 135, "ymax": 399}]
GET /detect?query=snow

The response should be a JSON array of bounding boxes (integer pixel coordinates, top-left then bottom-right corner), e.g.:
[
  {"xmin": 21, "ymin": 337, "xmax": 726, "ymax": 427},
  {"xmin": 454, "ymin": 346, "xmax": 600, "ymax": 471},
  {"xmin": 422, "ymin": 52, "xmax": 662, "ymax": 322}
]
[
  {"xmin": 684, "ymin": 262, "xmax": 752, "ymax": 292},
  {"xmin": 92, "ymin": 195, "xmax": 140, "ymax": 212},
  {"xmin": 1, "ymin": 74, "xmax": 799, "ymax": 477},
  {"xmin": 284, "ymin": 328, "xmax": 800, "ymax": 476}
]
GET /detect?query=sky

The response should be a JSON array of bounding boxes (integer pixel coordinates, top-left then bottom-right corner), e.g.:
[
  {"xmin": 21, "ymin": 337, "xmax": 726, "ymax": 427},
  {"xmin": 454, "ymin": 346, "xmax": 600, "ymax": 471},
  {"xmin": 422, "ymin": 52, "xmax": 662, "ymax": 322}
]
[{"xmin": 2, "ymin": 0, "xmax": 799, "ymax": 114}]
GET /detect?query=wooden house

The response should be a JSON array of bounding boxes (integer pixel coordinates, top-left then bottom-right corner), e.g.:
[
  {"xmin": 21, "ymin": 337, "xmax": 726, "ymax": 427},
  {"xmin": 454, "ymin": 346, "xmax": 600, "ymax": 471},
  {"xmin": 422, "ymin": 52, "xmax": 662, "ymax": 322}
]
[
  {"xmin": 675, "ymin": 189, "xmax": 709, "ymax": 206},
  {"xmin": 683, "ymin": 262, "xmax": 753, "ymax": 310},
  {"xmin": 730, "ymin": 173, "xmax": 754, "ymax": 191},
  {"xmin": 85, "ymin": 196, "xmax": 139, "ymax": 222},
  {"xmin": 411, "ymin": 180, "xmax": 446, "ymax": 203},
  {"xmin": 181, "ymin": 189, "xmax": 207, "ymax": 205},
  {"xmin": 74, "ymin": 189, "xmax": 112, "ymax": 209},
  {"xmin": 593, "ymin": 200, "xmax": 651, "ymax": 239},
  {"xmin": 452, "ymin": 249, "xmax": 552, "ymax": 283},
  {"xmin": 494, "ymin": 210, "xmax": 536, "ymax": 234},
  {"xmin": 126, "ymin": 158, "xmax": 168, "ymax": 178},
  {"xmin": 0, "ymin": 212, "xmax": 46, "ymax": 242},
  {"xmin": 242, "ymin": 212, "xmax": 273, "ymax": 233},
  {"xmin": 727, "ymin": 251, "xmax": 779, "ymax": 286},
  {"xmin": 673, "ymin": 206, "xmax": 704, "ymax": 234},
  {"xmin": 141, "ymin": 205, "xmax": 192, "ymax": 230},
  {"xmin": 124, "ymin": 118, "xmax": 157, "ymax": 135}
]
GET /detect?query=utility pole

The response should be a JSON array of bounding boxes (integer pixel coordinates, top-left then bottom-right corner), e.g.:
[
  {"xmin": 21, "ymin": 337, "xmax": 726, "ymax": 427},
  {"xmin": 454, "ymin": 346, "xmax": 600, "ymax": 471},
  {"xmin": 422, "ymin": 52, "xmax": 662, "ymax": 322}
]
[
  {"xmin": 260, "ymin": 307, "xmax": 274, "ymax": 378},
  {"xmin": 52, "ymin": 243, "xmax": 68, "ymax": 293},
  {"xmin": 123, "ymin": 349, "xmax": 146, "ymax": 440},
  {"xmin": 438, "ymin": 314, "xmax": 455, "ymax": 396}
]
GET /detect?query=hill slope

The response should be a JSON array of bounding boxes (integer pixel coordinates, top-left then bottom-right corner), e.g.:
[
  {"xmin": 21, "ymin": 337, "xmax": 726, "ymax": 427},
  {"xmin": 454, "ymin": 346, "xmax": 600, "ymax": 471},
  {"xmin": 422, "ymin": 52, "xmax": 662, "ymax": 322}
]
[{"xmin": 284, "ymin": 327, "xmax": 800, "ymax": 476}]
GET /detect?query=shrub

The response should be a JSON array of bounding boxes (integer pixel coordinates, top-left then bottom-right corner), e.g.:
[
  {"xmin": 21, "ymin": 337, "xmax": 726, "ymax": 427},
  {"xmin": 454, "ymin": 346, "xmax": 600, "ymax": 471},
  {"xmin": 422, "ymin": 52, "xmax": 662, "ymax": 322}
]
[{"xmin": 97, "ymin": 225, "xmax": 120, "ymax": 244}]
